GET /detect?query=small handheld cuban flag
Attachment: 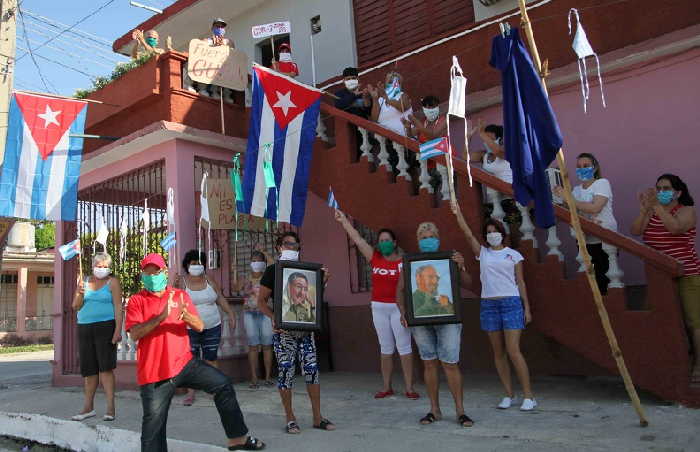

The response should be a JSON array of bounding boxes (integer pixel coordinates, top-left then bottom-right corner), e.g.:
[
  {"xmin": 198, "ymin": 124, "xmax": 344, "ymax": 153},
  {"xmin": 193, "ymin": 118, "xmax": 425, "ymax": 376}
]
[
  {"xmin": 385, "ymin": 76, "xmax": 402, "ymax": 101},
  {"xmin": 160, "ymin": 232, "xmax": 176, "ymax": 251},
  {"xmin": 0, "ymin": 92, "xmax": 87, "ymax": 221},
  {"xmin": 419, "ymin": 137, "xmax": 449, "ymax": 161},
  {"xmin": 58, "ymin": 239, "xmax": 81, "ymax": 261},
  {"xmin": 327, "ymin": 186, "xmax": 339, "ymax": 209}
]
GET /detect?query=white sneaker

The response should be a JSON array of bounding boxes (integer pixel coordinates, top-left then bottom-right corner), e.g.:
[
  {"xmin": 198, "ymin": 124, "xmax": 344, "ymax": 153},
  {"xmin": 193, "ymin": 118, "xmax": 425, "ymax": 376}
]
[
  {"xmin": 520, "ymin": 398, "xmax": 537, "ymax": 411},
  {"xmin": 71, "ymin": 410, "xmax": 96, "ymax": 421},
  {"xmin": 497, "ymin": 396, "xmax": 514, "ymax": 409}
]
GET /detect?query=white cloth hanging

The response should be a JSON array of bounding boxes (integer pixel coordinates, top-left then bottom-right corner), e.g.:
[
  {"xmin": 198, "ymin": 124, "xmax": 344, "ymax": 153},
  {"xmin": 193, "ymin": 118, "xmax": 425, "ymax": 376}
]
[
  {"xmin": 95, "ymin": 209, "xmax": 109, "ymax": 251},
  {"xmin": 199, "ymin": 173, "xmax": 211, "ymax": 260},
  {"xmin": 447, "ymin": 56, "xmax": 471, "ymax": 187},
  {"xmin": 142, "ymin": 199, "xmax": 150, "ymax": 256},
  {"xmin": 166, "ymin": 187, "xmax": 175, "ymax": 227},
  {"xmin": 119, "ymin": 215, "xmax": 128, "ymax": 262},
  {"xmin": 568, "ymin": 8, "xmax": 606, "ymax": 113}
]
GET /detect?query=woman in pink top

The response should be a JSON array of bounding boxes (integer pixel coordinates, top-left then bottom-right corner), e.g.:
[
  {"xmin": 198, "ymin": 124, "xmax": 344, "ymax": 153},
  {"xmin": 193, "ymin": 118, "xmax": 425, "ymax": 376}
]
[
  {"xmin": 631, "ymin": 173, "xmax": 700, "ymax": 382},
  {"xmin": 335, "ymin": 210, "xmax": 418, "ymax": 399}
]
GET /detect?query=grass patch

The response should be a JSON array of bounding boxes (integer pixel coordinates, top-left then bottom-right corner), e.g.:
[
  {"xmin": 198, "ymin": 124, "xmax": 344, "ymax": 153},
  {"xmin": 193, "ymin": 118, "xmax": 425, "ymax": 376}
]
[{"xmin": 0, "ymin": 344, "xmax": 54, "ymax": 354}]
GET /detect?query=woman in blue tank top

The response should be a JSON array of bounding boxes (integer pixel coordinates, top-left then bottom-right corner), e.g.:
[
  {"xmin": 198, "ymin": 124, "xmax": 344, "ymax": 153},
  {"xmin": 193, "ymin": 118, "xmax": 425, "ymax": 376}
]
[{"xmin": 71, "ymin": 252, "xmax": 123, "ymax": 422}]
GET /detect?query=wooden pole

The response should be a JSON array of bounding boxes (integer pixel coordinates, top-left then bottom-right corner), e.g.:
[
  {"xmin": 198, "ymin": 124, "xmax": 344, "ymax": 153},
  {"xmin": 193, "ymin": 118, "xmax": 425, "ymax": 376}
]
[
  {"xmin": 0, "ymin": 0, "xmax": 17, "ymax": 167},
  {"xmin": 270, "ymin": 35, "xmax": 276, "ymax": 62},
  {"xmin": 515, "ymin": 0, "xmax": 648, "ymax": 427},
  {"xmin": 219, "ymin": 86, "xmax": 225, "ymax": 135}
]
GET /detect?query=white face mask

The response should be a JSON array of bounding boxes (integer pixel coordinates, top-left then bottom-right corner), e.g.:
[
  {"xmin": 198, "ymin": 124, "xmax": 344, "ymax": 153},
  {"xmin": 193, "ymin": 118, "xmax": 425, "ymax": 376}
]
[
  {"xmin": 423, "ymin": 106, "xmax": 440, "ymax": 122},
  {"xmin": 93, "ymin": 267, "xmax": 110, "ymax": 279},
  {"xmin": 279, "ymin": 52, "xmax": 292, "ymax": 62},
  {"xmin": 250, "ymin": 261, "xmax": 266, "ymax": 273},
  {"xmin": 486, "ymin": 232, "xmax": 503, "ymax": 247},
  {"xmin": 188, "ymin": 264, "xmax": 205, "ymax": 276},
  {"xmin": 279, "ymin": 250, "xmax": 299, "ymax": 261},
  {"xmin": 344, "ymin": 79, "xmax": 359, "ymax": 91}
]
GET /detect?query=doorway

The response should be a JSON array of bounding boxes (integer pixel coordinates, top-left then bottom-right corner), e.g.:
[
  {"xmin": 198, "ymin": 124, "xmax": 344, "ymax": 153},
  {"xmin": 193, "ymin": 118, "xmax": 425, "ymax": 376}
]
[{"xmin": 257, "ymin": 34, "xmax": 290, "ymax": 68}]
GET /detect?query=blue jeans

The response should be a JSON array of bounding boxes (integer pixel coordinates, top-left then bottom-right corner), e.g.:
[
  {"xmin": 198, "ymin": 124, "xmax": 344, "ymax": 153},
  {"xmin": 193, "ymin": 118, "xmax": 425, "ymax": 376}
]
[
  {"xmin": 139, "ymin": 358, "xmax": 248, "ymax": 452},
  {"xmin": 188, "ymin": 323, "xmax": 222, "ymax": 361},
  {"xmin": 411, "ymin": 323, "xmax": 463, "ymax": 364},
  {"xmin": 243, "ymin": 311, "xmax": 273, "ymax": 346}
]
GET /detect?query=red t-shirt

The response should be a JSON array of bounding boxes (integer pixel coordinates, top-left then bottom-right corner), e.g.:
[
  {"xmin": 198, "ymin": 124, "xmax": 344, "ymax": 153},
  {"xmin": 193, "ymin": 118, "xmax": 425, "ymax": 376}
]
[
  {"xmin": 124, "ymin": 287, "xmax": 199, "ymax": 385},
  {"xmin": 370, "ymin": 251, "xmax": 402, "ymax": 303},
  {"xmin": 277, "ymin": 61, "xmax": 299, "ymax": 76}
]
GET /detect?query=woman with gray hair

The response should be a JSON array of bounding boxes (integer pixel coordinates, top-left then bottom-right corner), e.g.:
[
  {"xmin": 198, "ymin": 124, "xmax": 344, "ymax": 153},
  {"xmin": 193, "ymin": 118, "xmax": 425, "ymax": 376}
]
[{"xmin": 71, "ymin": 252, "xmax": 123, "ymax": 422}]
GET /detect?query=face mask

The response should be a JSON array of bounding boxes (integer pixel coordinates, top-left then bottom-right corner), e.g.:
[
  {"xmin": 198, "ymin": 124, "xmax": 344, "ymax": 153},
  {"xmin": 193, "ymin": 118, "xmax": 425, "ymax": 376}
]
[
  {"xmin": 418, "ymin": 237, "xmax": 440, "ymax": 253},
  {"xmin": 423, "ymin": 107, "xmax": 439, "ymax": 122},
  {"xmin": 377, "ymin": 241, "xmax": 395, "ymax": 256},
  {"xmin": 656, "ymin": 190, "xmax": 675, "ymax": 205},
  {"xmin": 279, "ymin": 52, "xmax": 292, "ymax": 62},
  {"xmin": 279, "ymin": 250, "xmax": 299, "ymax": 261},
  {"xmin": 188, "ymin": 264, "xmax": 205, "ymax": 276},
  {"xmin": 250, "ymin": 261, "xmax": 267, "ymax": 273},
  {"xmin": 145, "ymin": 37, "xmax": 158, "ymax": 47},
  {"xmin": 486, "ymin": 232, "xmax": 504, "ymax": 247},
  {"xmin": 141, "ymin": 272, "xmax": 168, "ymax": 292},
  {"xmin": 344, "ymin": 79, "xmax": 359, "ymax": 91},
  {"xmin": 213, "ymin": 27, "xmax": 226, "ymax": 37},
  {"xmin": 385, "ymin": 77, "xmax": 401, "ymax": 100},
  {"xmin": 93, "ymin": 267, "xmax": 110, "ymax": 279},
  {"xmin": 575, "ymin": 166, "xmax": 595, "ymax": 181}
]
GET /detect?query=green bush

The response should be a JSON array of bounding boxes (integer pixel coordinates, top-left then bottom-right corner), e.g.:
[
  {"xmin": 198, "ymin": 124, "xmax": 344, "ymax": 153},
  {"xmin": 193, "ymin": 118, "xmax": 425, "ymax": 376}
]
[{"xmin": 74, "ymin": 52, "xmax": 155, "ymax": 99}]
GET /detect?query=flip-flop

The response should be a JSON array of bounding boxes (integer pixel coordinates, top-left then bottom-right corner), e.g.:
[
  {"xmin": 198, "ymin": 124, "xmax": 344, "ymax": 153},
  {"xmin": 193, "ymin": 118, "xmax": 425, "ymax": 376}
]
[
  {"xmin": 313, "ymin": 418, "xmax": 335, "ymax": 431},
  {"xmin": 458, "ymin": 414, "xmax": 474, "ymax": 428},
  {"xmin": 249, "ymin": 382, "xmax": 260, "ymax": 389},
  {"xmin": 263, "ymin": 380, "xmax": 275, "ymax": 386},
  {"xmin": 374, "ymin": 389, "xmax": 394, "ymax": 399},
  {"xmin": 285, "ymin": 421, "xmax": 301, "ymax": 434},
  {"xmin": 228, "ymin": 436, "xmax": 265, "ymax": 450},
  {"xmin": 71, "ymin": 410, "xmax": 96, "ymax": 421}
]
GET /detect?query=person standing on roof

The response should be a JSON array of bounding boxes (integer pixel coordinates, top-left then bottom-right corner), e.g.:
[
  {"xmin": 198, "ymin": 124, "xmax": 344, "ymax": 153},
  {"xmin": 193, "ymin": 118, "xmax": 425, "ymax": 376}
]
[{"xmin": 272, "ymin": 43, "xmax": 299, "ymax": 78}]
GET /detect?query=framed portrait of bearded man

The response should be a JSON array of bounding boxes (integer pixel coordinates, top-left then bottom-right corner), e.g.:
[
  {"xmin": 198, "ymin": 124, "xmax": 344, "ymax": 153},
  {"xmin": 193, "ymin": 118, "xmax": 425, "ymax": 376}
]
[
  {"xmin": 403, "ymin": 251, "xmax": 461, "ymax": 326},
  {"xmin": 274, "ymin": 261, "xmax": 324, "ymax": 331}
]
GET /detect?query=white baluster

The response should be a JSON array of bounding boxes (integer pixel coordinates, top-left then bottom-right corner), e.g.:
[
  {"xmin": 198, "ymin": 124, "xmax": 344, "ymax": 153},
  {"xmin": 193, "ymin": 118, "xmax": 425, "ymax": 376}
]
[
  {"xmin": 436, "ymin": 164, "xmax": 450, "ymax": 201},
  {"xmin": 316, "ymin": 113, "xmax": 329, "ymax": 142},
  {"xmin": 419, "ymin": 159, "xmax": 433, "ymax": 193},
  {"xmin": 358, "ymin": 128, "xmax": 374, "ymax": 162},
  {"xmin": 516, "ymin": 202, "xmax": 537, "ymax": 247},
  {"xmin": 374, "ymin": 134, "xmax": 391, "ymax": 170},
  {"xmin": 393, "ymin": 143, "xmax": 411, "ymax": 181},
  {"xmin": 570, "ymin": 227, "xmax": 585, "ymax": 272},
  {"xmin": 602, "ymin": 242, "xmax": 625, "ymax": 288},
  {"xmin": 486, "ymin": 187, "xmax": 508, "ymax": 233},
  {"xmin": 546, "ymin": 225, "xmax": 563, "ymax": 261}
]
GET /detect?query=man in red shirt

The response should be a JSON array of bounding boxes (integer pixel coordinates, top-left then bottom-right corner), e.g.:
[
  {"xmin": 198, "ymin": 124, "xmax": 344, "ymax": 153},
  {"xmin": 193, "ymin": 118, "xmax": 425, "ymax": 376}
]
[
  {"xmin": 271, "ymin": 43, "xmax": 299, "ymax": 78},
  {"xmin": 125, "ymin": 253, "xmax": 264, "ymax": 451}
]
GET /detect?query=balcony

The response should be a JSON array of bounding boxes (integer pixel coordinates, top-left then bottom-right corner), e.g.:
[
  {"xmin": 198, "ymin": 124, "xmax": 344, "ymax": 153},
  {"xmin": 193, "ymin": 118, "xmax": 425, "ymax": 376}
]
[{"xmin": 82, "ymin": 51, "xmax": 249, "ymax": 154}]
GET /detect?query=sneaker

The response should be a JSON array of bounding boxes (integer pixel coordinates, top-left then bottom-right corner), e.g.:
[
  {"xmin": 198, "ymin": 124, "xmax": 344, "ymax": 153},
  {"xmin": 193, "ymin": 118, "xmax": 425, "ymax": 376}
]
[
  {"xmin": 497, "ymin": 397, "xmax": 514, "ymax": 409},
  {"xmin": 520, "ymin": 398, "xmax": 537, "ymax": 411},
  {"xmin": 71, "ymin": 410, "xmax": 96, "ymax": 421}
]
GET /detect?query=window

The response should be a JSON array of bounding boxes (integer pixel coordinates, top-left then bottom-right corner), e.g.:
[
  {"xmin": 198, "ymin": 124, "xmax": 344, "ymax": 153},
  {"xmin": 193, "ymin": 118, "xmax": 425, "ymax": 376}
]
[
  {"xmin": 37, "ymin": 276, "xmax": 54, "ymax": 285},
  {"xmin": 348, "ymin": 219, "xmax": 377, "ymax": 293},
  {"xmin": 1, "ymin": 274, "xmax": 18, "ymax": 284}
]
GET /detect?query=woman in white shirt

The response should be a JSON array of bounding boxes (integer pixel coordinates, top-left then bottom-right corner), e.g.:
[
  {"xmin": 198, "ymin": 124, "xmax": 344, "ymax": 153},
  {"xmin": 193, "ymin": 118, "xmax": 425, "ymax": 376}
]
[
  {"xmin": 554, "ymin": 153, "xmax": 618, "ymax": 295},
  {"xmin": 451, "ymin": 203, "xmax": 536, "ymax": 411},
  {"xmin": 368, "ymin": 71, "xmax": 413, "ymax": 137}
]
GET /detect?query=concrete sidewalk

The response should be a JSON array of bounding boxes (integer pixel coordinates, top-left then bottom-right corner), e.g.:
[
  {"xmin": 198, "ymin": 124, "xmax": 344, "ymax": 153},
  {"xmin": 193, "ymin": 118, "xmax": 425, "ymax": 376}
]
[{"xmin": 1, "ymin": 354, "xmax": 699, "ymax": 452}]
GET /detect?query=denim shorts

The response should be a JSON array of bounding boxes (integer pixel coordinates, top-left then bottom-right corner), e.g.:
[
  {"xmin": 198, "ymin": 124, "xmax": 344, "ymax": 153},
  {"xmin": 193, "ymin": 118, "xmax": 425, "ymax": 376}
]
[
  {"xmin": 411, "ymin": 323, "xmax": 462, "ymax": 364},
  {"xmin": 188, "ymin": 323, "xmax": 222, "ymax": 361},
  {"xmin": 243, "ymin": 311, "xmax": 273, "ymax": 346},
  {"xmin": 480, "ymin": 297, "xmax": 525, "ymax": 332}
]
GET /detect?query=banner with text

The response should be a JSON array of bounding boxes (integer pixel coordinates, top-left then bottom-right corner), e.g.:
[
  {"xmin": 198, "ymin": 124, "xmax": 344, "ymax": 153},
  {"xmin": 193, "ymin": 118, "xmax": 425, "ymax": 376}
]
[
  {"xmin": 203, "ymin": 178, "xmax": 266, "ymax": 231},
  {"xmin": 187, "ymin": 39, "xmax": 249, "ymax": 91},
  {"xmin": 251, "ymin": 21, "xmax": 291, "ymax": 39}
]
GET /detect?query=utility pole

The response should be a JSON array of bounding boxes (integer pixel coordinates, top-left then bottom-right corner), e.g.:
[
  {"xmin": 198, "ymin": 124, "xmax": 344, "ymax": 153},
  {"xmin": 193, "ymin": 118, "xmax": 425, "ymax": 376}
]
[{"xmin": 0, "ymin": 0, "xmax": 17, "ymax": 166}]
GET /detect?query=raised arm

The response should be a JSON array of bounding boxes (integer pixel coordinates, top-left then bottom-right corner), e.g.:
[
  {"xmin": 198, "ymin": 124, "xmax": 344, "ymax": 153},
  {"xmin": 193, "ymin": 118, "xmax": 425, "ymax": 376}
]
[
  {"xmin": 631, "ymin": 189, "xmax": 654, "ymax": 236},
  {"xmin": 450, "ymin": 200, "xmax": 481, "ymax": 256},
  {"xmin": 335, "ymin": 210, "xmax": 374, "ymax": 261}
]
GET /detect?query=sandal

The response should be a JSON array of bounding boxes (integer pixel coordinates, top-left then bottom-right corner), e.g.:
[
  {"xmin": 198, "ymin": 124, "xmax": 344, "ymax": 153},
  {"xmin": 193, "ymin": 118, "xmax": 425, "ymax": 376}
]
[
  {"xmin": 374, "ymin": 389, "xmax": 394, "ymax": 399},
  {"xmin": 228, "ymin": 436, "xmax": 266, "ymax": 450},
  {"xmin": 264, "ymin": 379, "xmax": 275, "ymax": 386},
  {"xmin": 71, "ymin": 410, "xmax": 96, "ymax": 421},
  {"xmin": 313, "ymin": 418, "xmax": 336, "ymax": 431},
  {"xmin": 183, "ymin": 394, "xmax": 195, "ymax": 406},
  {"xmin": 419, "ymin": 412, "xmax": 441, "ymax": 425},
  {"xmin": 249, "ymin": 382, "xmax": 260, "ymax": 389},
  {"xmin": 405, "ymin": 391, "xmax": 420, "ymax": 400},
  {"xmin": 285, "ymin": 421, "xmax": 301, "ymax": 434},
  {"xmin": 458, "ymin": 414, "xmax": 474, "ymax": 428}
]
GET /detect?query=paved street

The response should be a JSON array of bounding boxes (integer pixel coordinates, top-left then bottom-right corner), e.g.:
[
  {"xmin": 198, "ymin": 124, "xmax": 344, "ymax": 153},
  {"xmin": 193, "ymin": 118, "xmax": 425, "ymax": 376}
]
[{"xmin": 0, "ymin": 351, "xmax": 699, "ymax": 451}]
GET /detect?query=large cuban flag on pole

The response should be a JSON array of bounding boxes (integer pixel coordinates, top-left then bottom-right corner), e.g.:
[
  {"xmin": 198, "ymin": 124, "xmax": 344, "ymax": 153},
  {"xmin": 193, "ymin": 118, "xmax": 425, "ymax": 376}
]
[
  {"xmin": 0, "ymin": 92, "xmax": 87, "ymax": 221},
  {"xmin": 240, "ymin": 64, "xmax": 321, "ymax": 226}
]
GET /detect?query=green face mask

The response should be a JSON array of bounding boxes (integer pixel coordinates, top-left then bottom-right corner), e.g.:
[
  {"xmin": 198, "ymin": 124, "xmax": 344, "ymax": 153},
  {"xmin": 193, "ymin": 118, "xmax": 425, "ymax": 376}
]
[
  {"xmin": 377, "ymin": 241, "xmax": 395, "ymax": 256},
  {"xmin": 141, "ymin": 272, "xmax": 168, "ymax": 292}
]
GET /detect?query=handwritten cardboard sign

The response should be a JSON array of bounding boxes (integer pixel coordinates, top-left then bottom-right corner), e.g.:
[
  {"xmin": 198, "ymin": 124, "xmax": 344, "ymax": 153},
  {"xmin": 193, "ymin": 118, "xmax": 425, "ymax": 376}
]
[
  {"xmin": 251, "ymin": 21, "xmax": 291, "ymax": 39},
  {"xmin": 187, "ymin": 39, "xmax": 248, "ymax": 91},
  {"xmin": 204, "ymin": 178, "xmax": 265, "ymax": 231}
]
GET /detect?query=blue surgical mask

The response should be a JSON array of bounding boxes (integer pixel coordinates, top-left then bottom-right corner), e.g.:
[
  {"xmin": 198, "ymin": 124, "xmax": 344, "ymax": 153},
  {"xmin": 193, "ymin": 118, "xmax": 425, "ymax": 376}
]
[
  {"xmin": 575, "ymin": 166, "xmax": 595, "ymax": 181},
  {"xmin": 213, "ymin": 27, "xmax": 226, "ymax": 37},
  {"xmin": 418, "ymin": 237, "xmax": 440, "ymax": 253},
  {"xmin": 656, "ymin": 190, "xmax": 675, "ymax": 205}
]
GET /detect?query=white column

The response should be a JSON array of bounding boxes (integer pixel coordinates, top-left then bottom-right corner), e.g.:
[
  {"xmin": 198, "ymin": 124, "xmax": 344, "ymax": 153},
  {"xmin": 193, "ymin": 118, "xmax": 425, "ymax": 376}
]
[
  {"xmin": 358, "ymin": 128, "xmax": 374, "ymax": 162},
  {"xmin": 602, "ymin": 242, "xmax": 625, "ymax": 288},
  {"xmin": 316, "ymin": 113, "xmax": 329, "ymax": 142},
  {"xmin": 516, "ymin": 203, "xmax": 537, "ymax": 247},
  {"xmin": 393, "ymin": 143, "xmax": 411, "ymax": 181},
  {"xmin": 374, "ymin": 134, "xmax": 391, "ymax": 171},
  {"xmin": 546, "ymin": 225, "xmax": 563, "ymax": 261},
  {"xmin": 436, "ymin": 164, "xmax": 450, "ymax": 201},
  {"xmin": 570, "ymin": 227, "xmax": 586, "ymax": 272},
  {"xmin": 419, "ymin": 159, "xmax": 433, "ymax": 193},
  {"xmin": 486, "ymin": 187, "xmax": 507, "ymax": 233}
]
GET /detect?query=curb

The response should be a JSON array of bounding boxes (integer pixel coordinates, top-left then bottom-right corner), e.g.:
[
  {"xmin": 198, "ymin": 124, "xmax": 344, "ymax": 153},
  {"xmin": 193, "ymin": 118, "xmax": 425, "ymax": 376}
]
[{"xmin": 0, "ymin": 412, "xmax": 224, "ymax": 452}]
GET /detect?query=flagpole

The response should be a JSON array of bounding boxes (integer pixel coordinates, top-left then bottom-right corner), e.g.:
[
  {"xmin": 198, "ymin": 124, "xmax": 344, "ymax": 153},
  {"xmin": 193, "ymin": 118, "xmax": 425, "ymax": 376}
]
[
  {"xmin": 516, "ymin": 0, "xmax": 648, "ymax": 427},
  {"xmin": 219, "ymin": 87, "xmax": 226, "ymax": 135},
  {"xmin": 14, "ymin": 89, "xmax": 119, "ymax": 107}
]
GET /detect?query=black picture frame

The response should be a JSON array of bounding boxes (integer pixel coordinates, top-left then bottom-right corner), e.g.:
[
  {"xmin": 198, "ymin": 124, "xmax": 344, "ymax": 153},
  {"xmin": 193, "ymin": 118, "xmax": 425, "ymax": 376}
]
[
  {"xmin": 274, "ymin": 260, "xmax": 324, "ymax": 331},
  {"xmin": 402, "ymin": 251, "xmax": 462, "ymax": 326}
]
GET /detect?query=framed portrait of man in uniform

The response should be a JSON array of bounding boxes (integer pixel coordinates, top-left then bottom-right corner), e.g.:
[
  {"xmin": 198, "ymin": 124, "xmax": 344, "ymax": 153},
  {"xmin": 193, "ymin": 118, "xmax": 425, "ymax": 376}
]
[
  {"xmin": 403, "ymin": 251, "xmax": 461, "ymax": 326},
  {"xmin": 274, "ymin": 261, "xmax": 323, "ymax": 331}
]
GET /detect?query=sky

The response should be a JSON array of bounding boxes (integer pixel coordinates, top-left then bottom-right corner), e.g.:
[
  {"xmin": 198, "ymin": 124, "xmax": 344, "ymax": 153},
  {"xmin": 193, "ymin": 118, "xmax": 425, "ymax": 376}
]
[{"xmin": 13, "ymin": 0, "xmax": 178, "ymax": 96}]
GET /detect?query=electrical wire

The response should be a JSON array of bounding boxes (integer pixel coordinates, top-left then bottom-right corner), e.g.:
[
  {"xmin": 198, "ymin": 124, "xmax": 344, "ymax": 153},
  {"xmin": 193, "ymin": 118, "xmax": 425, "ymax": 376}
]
[
  {"xmin": 23, "ymin": 36, "xmax": 117, "ymax": 71},
  {"xmin": 16, "ymin": 5, "xmax": 53, "ymax": 93},
  {"xmin": 21, "ymin": 8, "xmax": 114, "ymax": 47},
  {"xmin": 16, "ymin": 46, "xmax": 99, "ymax": 79}
]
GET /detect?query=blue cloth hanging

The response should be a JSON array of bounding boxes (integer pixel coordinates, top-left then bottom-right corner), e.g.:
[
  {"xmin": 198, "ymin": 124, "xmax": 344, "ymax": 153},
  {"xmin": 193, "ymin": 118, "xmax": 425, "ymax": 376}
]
[{"xmin": 490, "ymin": 28, "xmax": 563, "ymax": 229}]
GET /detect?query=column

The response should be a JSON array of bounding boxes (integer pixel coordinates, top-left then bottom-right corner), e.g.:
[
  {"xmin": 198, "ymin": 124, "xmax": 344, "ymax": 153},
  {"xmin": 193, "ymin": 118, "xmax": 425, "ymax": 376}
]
[
  {"xmin": 15, "ymin": 266, "xmax": 27, "ymax": 335},
  {"xmin": 165, "ymin": 144, "xmax": 196, "ymax": 278}
]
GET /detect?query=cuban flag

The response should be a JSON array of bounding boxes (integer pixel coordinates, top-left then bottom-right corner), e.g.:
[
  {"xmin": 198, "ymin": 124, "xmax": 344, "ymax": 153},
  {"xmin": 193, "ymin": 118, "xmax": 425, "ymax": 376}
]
[
  {"xmin": 240, "ymin": 64, "xmax": 321, "ymax": 226},
  {"xmin": 58, "ymin": 239, "xmax": 81, "ymax": 261},
  {"xmin": 327, "ymin": 186, "xmax": 339, "ymax": 209},
  {"xmin": 0, "ymin": 93, "xmax": 87, "ymax": 221},
  {"xmin": 419, "ymin": 137, "xmax": 449, "ymax": 161},
  {"xmin": 160, "ymin": 232, "xmax": 176, "ymax": 251}
]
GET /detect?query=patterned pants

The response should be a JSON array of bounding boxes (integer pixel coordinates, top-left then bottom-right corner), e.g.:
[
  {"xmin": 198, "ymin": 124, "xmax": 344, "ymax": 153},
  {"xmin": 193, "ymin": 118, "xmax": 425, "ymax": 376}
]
[{"xmin": 272, "ymin": 332, "xmax": 319, "ymax": 389}]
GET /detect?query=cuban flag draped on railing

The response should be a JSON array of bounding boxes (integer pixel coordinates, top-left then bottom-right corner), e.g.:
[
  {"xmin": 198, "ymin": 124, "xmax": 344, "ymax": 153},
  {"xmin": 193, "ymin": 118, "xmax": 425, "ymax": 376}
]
[
  {"xmin": 240, "ymin": 64, "xmax": 321, "ymax": 226},
  {"xmin": 0, "ymin": 92, "xmax": 87, "ymax": 221}
]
